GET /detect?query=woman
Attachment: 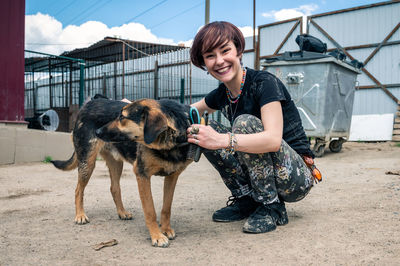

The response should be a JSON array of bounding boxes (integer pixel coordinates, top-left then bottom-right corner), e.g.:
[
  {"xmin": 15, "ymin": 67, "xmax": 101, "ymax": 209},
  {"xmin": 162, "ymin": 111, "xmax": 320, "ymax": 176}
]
[{"xmin": 187, "ymin": 21, "xmax": 316, "ymax": 234}]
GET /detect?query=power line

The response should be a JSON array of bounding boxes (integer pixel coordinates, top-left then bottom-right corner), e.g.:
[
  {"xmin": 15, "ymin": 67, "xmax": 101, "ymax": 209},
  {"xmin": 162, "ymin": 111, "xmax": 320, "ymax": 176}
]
[
  {"xmin": 62, "ymin": 0, "xmax": 99, "ymax": 24},
  {"xmin": 150, "ymin": 1, "xmax": 203, "ymax": 29},
  {"xmin": 64, "ymin": 0, "xmax": 113, "ymax": 26},
  {"xmin": 53, "ymin": 0, "xmax": 79, "ymax": 17},
  {"xmin": 123, "ymin": 0, "xmax": 168, "ymax": 25},
  {"xmin": 45, "ymin": 1, "xmax": 63, "ymax": 15}
]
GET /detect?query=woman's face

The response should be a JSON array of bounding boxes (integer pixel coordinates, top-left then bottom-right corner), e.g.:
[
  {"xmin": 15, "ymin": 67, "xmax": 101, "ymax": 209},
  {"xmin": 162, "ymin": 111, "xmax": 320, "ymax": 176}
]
[{"xmin": 202, "ymin": 40, "xmax": 242, "ymax": 85}]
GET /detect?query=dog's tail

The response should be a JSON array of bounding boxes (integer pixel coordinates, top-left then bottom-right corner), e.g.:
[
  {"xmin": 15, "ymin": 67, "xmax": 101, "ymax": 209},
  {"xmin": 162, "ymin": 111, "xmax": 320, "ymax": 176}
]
[{"xmin": 51, "ymin": 152, "xmax": 78, "ymax": 171}]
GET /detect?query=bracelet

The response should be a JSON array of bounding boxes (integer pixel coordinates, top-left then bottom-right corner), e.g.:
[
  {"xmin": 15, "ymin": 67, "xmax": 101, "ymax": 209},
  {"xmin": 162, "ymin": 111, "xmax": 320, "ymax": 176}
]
[{"xmin": 226, "ymin": 132, "xmax": 237, "ymax": 154}]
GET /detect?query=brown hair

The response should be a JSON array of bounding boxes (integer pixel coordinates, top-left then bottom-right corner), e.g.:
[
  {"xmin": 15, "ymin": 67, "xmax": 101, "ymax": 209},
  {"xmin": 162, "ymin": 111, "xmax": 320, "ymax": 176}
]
[{"xmin": 190, "ymin": 21, "xmax": 245, "ymax": 70}]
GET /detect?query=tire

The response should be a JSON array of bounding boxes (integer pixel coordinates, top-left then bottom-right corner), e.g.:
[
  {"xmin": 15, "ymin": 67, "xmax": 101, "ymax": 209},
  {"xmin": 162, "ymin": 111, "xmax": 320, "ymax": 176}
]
[
  {"xmin": 313, "ymin": 144, "xmax": 325, "ymax": 157},
  {"xmin": 329, "ymin": 140, "xmax": 343, "ymax": 153}
]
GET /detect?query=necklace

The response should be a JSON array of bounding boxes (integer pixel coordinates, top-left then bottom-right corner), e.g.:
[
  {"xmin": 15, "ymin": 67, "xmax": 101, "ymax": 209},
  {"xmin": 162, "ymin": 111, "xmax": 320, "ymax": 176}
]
[
  {"xmin": 229, "ymin": 101, "xmax": 239, "ymax": 125},
  {"xmin": 226, "ymin": 68, "xmax": 246, "ymax": 124},
  {"xmin": 225, "ymin": 68, "xmax": 247, "ymax": 104}
]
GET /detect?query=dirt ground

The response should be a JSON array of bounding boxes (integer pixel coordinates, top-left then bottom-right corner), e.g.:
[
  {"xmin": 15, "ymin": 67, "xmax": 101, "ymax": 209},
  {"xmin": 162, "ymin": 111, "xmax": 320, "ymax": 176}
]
[{"xmin": 1, "ymin": 142, "xmax": 400, "ymax": 265}]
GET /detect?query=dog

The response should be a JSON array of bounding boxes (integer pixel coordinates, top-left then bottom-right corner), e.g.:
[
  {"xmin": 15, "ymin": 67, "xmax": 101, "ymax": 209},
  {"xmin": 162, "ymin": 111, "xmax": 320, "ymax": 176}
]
[{"xmin": 52, "ymin": 97, "xmax": 194, "ymax": 247}]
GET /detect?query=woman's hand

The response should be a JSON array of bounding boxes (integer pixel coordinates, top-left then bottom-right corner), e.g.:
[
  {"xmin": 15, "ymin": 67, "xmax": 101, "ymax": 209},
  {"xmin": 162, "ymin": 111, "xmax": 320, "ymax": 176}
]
[{"xmin": 187, "ymin": 124, "xmax": 228, "ymax": 150}]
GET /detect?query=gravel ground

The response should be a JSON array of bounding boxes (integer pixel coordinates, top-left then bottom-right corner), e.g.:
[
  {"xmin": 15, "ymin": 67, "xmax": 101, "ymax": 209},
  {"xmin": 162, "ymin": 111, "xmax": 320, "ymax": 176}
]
[{"xmin": 1, "ymin": 141, "xmax": 399, "ymax": 265}]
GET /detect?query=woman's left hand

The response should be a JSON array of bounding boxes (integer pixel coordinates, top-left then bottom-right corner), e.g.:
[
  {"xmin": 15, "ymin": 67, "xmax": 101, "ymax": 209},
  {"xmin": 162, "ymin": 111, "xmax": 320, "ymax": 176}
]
[{"xmin": 187, "ymin": 124, "xmax": 227, "ymax": 150}]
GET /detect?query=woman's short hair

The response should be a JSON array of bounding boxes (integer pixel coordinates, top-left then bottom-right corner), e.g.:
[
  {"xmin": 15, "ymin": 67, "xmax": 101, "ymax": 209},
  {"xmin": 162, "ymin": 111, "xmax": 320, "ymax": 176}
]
[{"xmin": 190, "ymin": 21, "xmax": 245, "ymax": 70}]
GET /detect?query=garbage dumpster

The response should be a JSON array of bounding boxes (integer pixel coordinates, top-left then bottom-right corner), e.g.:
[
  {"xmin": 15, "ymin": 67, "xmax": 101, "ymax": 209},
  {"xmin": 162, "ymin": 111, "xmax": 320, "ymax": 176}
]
[{"xmin": 262, "ymin": 51, "xmax": 361, "ymax": 157}]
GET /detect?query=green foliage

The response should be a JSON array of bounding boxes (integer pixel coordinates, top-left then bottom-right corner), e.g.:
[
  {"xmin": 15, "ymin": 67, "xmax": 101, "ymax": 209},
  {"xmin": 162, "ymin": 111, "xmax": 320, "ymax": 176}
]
[
  {"xmin": 43, "ymin": 155, "xmax": 53, "ymax": 163},
  {"xmin": 396, "ymin": 142, "xmax": 400, "ymax": 148}
]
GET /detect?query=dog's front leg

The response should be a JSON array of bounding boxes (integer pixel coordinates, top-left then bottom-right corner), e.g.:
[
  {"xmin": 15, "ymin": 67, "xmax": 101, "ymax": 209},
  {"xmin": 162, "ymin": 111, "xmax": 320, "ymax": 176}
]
[
  {"xmin": 160, "ymin": 171, "xmax": 180, "ymax": 240},
  {"xmin": 136, "ymin": 175, "xmax": 169, "ymax": 247}
]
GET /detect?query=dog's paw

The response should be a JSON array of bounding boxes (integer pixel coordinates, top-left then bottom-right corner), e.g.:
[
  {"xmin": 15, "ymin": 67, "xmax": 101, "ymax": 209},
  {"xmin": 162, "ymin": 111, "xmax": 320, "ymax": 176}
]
[
  {"xmin": 118, "ymin": 211, "xmax": 133, "ymax": 220},
  {"xmin": 162, "ymin": 228, "xmax": 176, "ymax": 240},
  {"xmin": 74, "ymin": 214, "xmax": 90, "ymax": 224},
  {"xmin": 151, "ymin": 233, "xmax": 170, "ymax": 248}
]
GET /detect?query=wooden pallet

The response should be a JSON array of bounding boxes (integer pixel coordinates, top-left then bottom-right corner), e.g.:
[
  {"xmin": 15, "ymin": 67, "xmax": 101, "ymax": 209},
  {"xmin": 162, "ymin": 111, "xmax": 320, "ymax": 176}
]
[{"xmin": 393, "ymin": 103, "xmax": 400, "ymax": 141}]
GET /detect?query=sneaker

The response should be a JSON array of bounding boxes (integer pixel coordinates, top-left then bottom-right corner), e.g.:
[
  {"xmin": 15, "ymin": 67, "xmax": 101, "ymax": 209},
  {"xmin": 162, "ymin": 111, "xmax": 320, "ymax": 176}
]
[
  {"xmin": 242, "ymin": 202, "xmax": 288, "ymax": 233},
  {"xmin": 212, "ymin": 195, "xmax": 259, "ymax": 222}
]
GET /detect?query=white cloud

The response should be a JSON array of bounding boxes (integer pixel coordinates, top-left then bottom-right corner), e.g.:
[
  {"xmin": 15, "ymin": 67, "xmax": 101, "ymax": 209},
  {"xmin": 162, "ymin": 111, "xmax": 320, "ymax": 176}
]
[
  {"xmin": 262, "ymin": 4, "xmax": 318, "ymax": 21},
  {"xmin": 178, "ymin": 39, "xmax": 193, "ymax": 48},
  {"xmin": 25, "ymin": 12, "xmax": 176, "ymax": 55},
  {"xmin": 173, "ymin": 25, "xmax": 256, "ymax": 49},
  {"xmin": 239, "ymin": 26, "xmax": 256, "ymax": 37}
]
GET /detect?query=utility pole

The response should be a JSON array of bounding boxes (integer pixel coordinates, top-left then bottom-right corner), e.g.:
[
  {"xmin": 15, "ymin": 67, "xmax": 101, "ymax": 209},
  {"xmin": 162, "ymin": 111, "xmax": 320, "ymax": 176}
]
[
  {"xmin": 253, "ymin": 0, "xmax": 256, "ymax": 52},
  {"xmin": 205, "ymin": 0, "xmax": 210, "ymax": 25},
  {"xmin": 253, "ymin": 0, "xmax": 258, "ymax": 69}
]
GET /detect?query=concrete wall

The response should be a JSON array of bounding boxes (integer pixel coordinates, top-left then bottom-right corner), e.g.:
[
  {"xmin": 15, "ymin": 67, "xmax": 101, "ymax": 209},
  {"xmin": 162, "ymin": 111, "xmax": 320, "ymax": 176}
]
[{"xmin": 0, "ymin": 123, "xmax": 74, "ymax": 165}]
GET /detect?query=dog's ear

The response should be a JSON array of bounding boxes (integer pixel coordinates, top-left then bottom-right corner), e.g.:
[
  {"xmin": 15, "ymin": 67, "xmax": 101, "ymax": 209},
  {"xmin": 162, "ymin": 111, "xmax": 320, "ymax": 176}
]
[{"xmin": 143, "ymin": 110, "xmax": 168, "ymax": 144}]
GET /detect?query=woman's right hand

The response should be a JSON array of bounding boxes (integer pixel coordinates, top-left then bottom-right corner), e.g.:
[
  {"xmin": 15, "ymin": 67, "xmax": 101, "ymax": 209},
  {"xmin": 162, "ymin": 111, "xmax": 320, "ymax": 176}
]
[{"xmin": 187, "ymin": 124, "xmax": 228, "ymax": 150}]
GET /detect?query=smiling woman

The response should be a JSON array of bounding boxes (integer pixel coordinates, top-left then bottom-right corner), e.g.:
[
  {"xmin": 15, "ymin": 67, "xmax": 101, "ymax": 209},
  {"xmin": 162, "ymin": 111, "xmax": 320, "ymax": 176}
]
[
  {"xmin": 202, "ymin": 41, "xmax": 243, "ymax": 93},
  {"xmin": 188, "ymin": 21, "xmax": 318, "ymax": 234}
]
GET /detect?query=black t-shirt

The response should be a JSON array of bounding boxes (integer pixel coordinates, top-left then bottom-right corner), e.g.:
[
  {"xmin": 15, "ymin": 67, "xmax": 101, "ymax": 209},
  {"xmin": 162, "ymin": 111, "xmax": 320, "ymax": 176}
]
[{"xmin": 205, "ymin": 68, "xmax": 313, "ymax": 157}]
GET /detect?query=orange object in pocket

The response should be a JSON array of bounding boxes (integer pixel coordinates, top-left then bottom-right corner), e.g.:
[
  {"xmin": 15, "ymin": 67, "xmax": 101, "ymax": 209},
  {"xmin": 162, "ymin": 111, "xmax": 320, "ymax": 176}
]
[{"xmin": 303, "ymin": 156, "xmax": 322, "ymax": 183}]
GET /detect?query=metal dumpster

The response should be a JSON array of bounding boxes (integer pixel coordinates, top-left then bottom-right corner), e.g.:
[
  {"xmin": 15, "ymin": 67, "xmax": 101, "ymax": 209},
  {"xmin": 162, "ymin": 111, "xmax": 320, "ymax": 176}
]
[{"xmin": 262, "ymin": 51, "xmax": 361, "ymax": 157}]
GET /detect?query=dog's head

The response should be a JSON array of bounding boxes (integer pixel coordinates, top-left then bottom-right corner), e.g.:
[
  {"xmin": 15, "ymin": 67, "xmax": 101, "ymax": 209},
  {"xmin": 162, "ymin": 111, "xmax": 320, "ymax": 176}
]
[{"xmin": 96, "ymin": 99, "xmax": 177, "ymax": 148}]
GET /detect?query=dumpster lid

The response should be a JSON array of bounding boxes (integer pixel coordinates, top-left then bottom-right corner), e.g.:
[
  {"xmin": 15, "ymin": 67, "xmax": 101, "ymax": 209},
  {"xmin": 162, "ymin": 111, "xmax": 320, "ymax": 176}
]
[
  {"xmin": 263, "ymin": 51, "xmax": 330, "ymax": 63},
  {"xmin": 262, "ymin": 51, "xmax": 361, "ymax": 74}
]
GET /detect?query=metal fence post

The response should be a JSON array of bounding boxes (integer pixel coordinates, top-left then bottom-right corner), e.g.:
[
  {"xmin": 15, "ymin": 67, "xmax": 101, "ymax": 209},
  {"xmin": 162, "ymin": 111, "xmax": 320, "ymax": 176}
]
[
  {"xmin": 114, "ymin": 61, "xmax": 117, "ymax": 99},
  {"xmin": 69, "ymin": 62, "xmax": 72, "ymax": 106},
  {"xmin": 122, "ymin": 42, "xmax": 125, "ymax": 99},
  {"xmin": 154, "ymin": 60, "xmax": 158, "ymax": 100},
  {"xmin": 102, "ymin": 74, "xmax": 107, "ymax": 96},
  {"xmin": 79, "ymin": 60, "xmax": 85, "ymax": 107},
  {"xmin": 49, "ymin": 59, "xmax": 53, "ymax": 108},
  {"xmin": 180, "ymin": 78, "xmax": 185, "ymax": 103}
]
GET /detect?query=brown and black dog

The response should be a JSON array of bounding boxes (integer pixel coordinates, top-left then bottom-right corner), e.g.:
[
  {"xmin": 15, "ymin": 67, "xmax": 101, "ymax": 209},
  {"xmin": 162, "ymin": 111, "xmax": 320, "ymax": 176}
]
[{"xmin": 52, "ymin": 97, "xmax": 194, "ymax": 247}]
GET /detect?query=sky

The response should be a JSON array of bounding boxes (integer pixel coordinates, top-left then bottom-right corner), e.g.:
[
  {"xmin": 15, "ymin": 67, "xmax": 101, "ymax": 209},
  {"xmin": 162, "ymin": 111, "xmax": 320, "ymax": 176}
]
[{"xmin": 25, "ymin": 0, "xmax": 381, "ymax": 55}]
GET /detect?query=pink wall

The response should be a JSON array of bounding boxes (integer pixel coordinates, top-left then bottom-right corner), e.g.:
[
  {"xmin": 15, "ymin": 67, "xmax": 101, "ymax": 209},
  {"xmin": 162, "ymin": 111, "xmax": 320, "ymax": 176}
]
[{"xmin": 0, "ymin": 0, "xmax": 26, "ymax": 123}]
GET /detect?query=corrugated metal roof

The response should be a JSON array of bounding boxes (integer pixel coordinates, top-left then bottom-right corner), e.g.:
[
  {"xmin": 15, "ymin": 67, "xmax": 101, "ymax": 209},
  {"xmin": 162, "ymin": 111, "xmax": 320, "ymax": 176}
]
[{"xmin": 61, "ymin": 37, "xmax": 185, "ymax": 65}]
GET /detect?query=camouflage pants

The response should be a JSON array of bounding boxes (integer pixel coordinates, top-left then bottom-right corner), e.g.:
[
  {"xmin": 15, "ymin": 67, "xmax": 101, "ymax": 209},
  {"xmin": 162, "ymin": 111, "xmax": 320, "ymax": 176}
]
[{"xmin": 203, "ymin": 114, "xmax": 313, "ymax": 204}]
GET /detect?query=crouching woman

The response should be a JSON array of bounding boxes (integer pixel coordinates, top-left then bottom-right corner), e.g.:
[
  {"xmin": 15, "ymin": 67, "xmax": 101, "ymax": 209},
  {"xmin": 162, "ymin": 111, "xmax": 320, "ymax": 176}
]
[{"xmin": 187, "ymin": 21, "xmax": 318, "ymax": 233}]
